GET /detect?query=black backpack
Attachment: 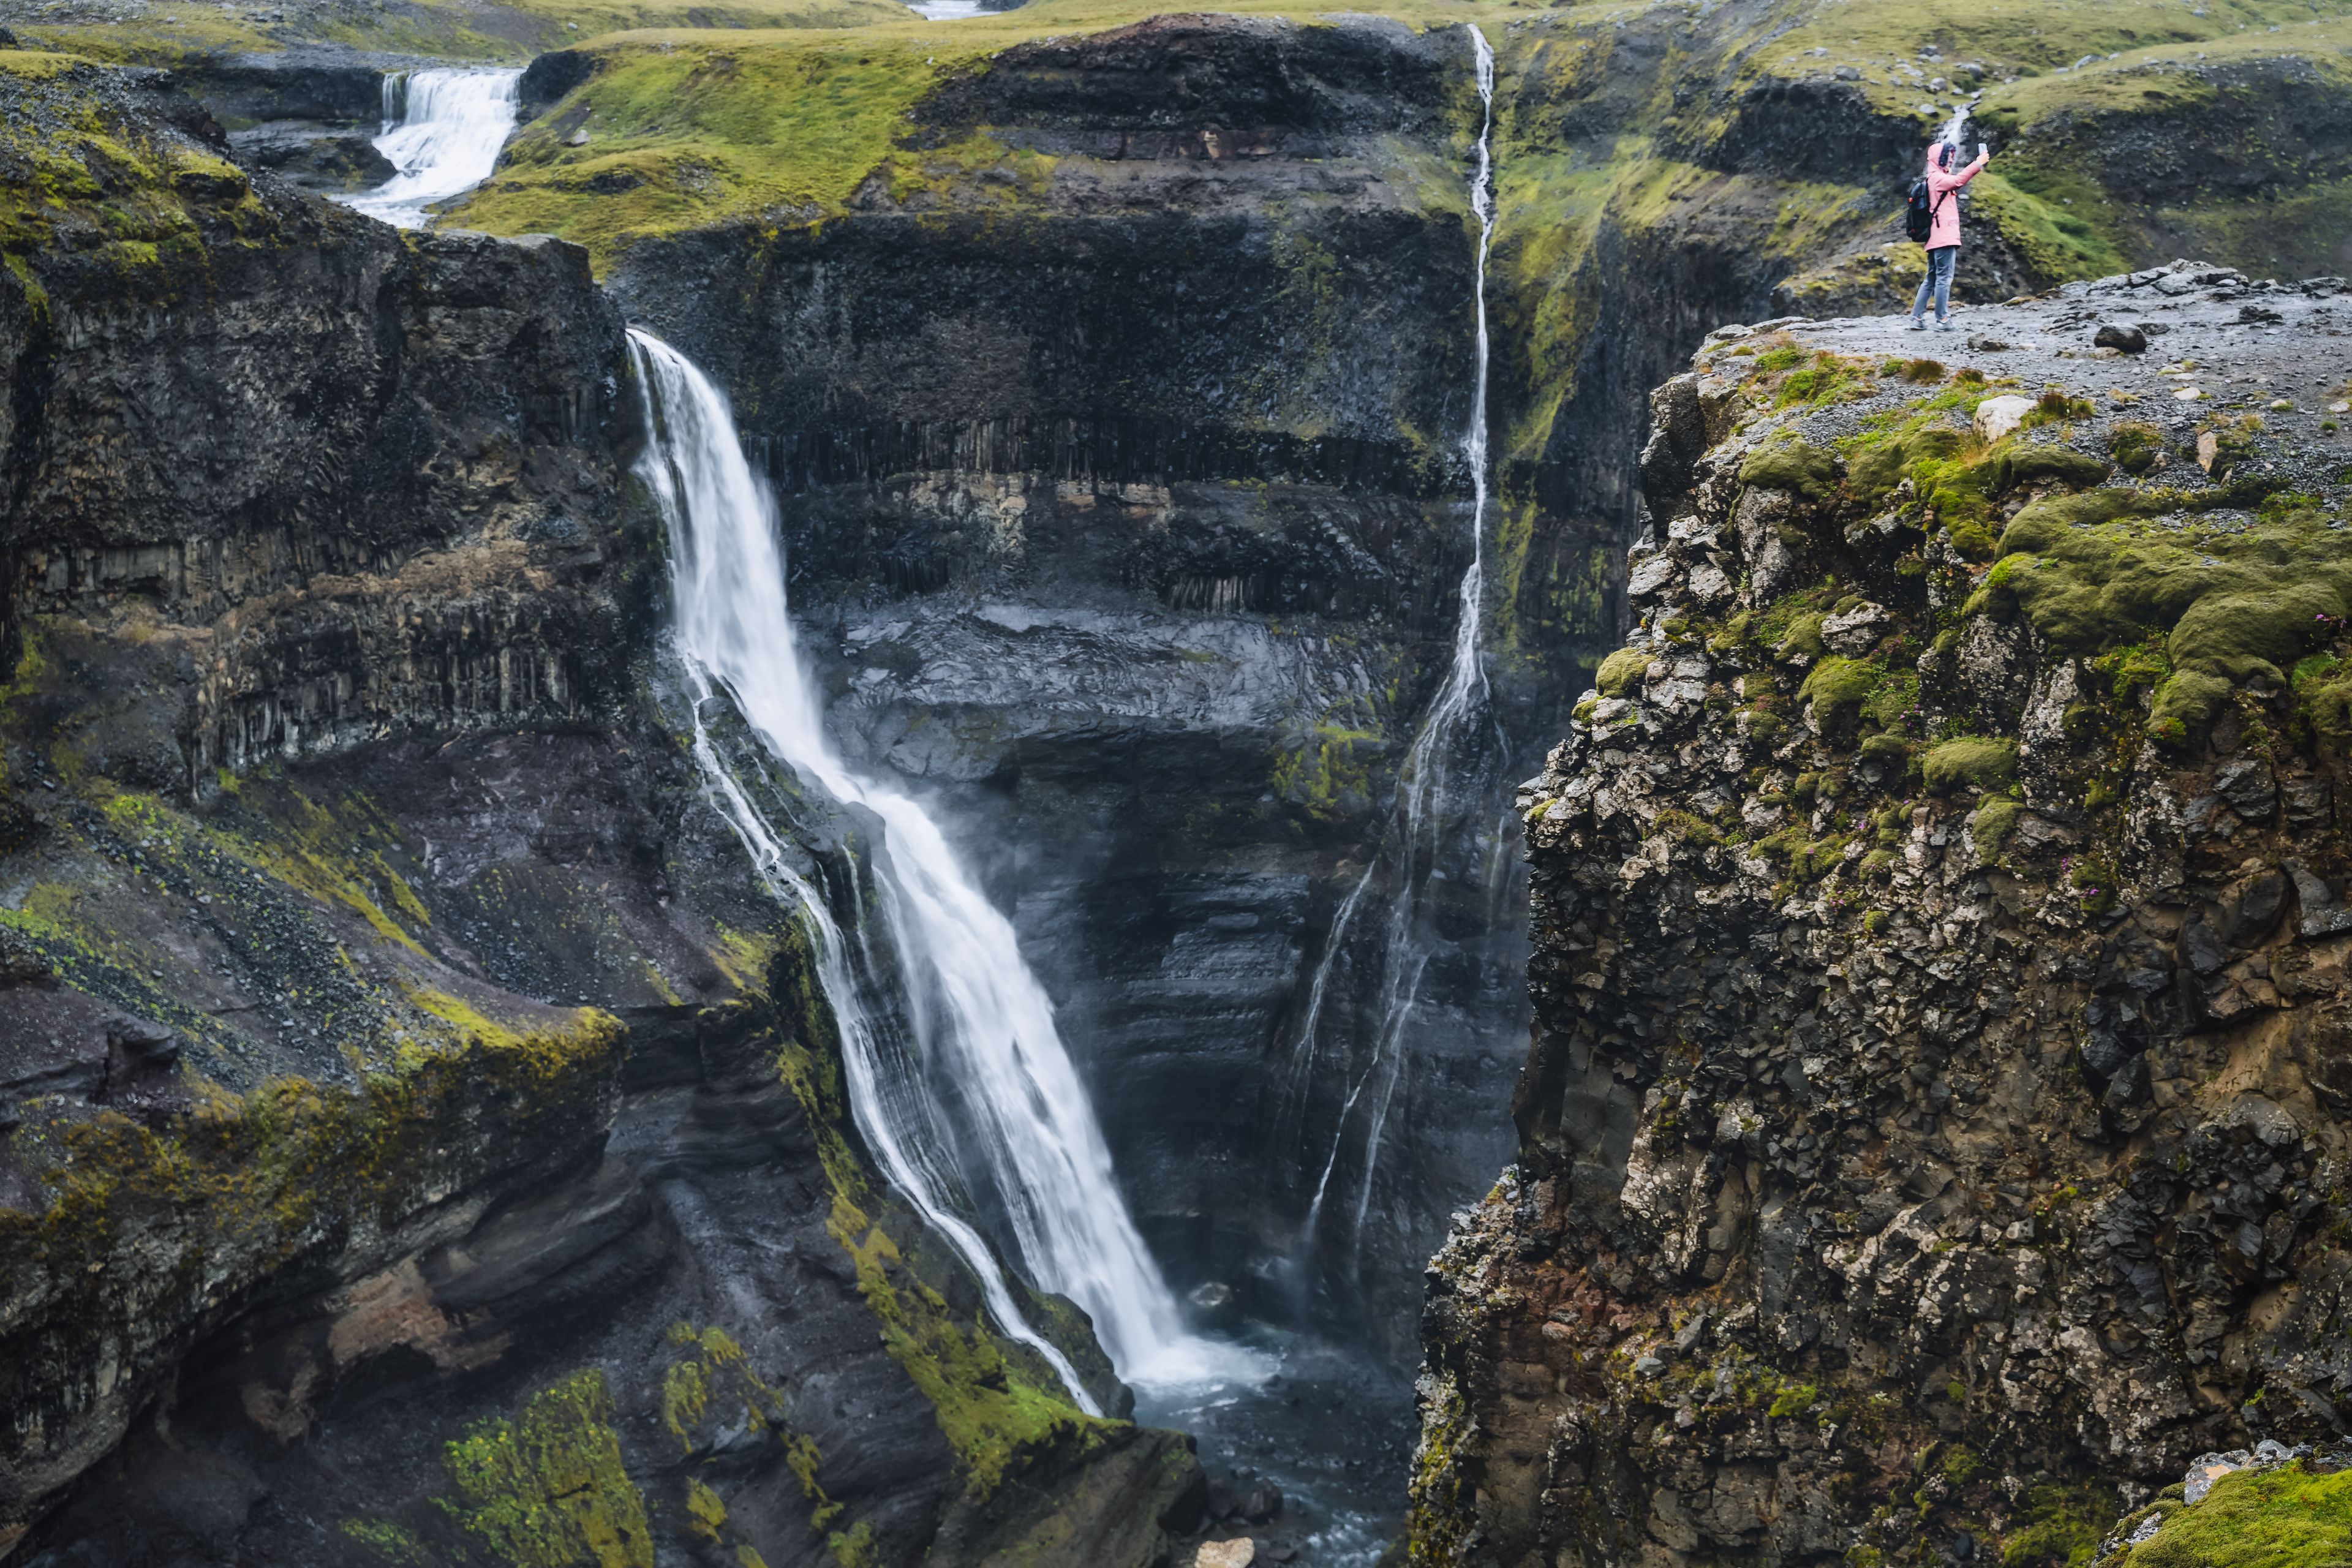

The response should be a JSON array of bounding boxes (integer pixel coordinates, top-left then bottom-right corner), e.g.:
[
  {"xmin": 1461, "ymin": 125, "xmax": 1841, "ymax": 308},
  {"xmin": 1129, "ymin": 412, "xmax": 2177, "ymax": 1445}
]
[{"xmin": 1904, "ymin": 176, "xmax": 1936, "ymax": 242}]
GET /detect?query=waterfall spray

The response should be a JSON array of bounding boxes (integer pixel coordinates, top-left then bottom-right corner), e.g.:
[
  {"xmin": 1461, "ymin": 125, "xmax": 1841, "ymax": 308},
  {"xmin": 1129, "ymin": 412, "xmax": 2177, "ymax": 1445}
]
[
  {"xmin": 342, "ymin": 67, "xmax": 521, "ymax": 229},
  {"xmin": 1286, "ymin": 23, "xmax": 1502, "ymax": 1263},
  {"xmin": 627, "ymin": 331, "xmax": 1250, "ymax": 1400}
]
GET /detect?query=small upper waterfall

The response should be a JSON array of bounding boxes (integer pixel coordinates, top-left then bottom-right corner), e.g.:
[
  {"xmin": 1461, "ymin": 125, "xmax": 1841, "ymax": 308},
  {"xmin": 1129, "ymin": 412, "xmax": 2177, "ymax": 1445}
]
[
  {"xmin": 627, "ymin": 330, "xmax": 1245, "ymax": 1404},
  {"xmin": 341, "ymin": 67, "xmax": 521, "ymax": 229},
  {"xmin": 1287, "ymin": 23, "xmax": 1502, "ymax": 1264},
  {"xmin": 1938, "ymin": 102, "xmax": 1973, "ymax": 155}
]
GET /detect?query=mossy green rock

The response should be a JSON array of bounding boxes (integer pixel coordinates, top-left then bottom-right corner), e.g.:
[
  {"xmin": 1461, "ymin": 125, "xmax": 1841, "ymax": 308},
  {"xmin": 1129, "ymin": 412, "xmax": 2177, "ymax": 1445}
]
[{"xmin": 2116, "ymin": 1463, "xmax": 2352, "ymax": 1567}]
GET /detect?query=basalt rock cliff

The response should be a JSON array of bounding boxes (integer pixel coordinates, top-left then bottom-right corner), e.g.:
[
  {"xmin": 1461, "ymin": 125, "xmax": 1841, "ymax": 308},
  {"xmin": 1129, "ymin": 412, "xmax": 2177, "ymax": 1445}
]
[
  {"xmin": 1414, "ymin": 276, "xmax": 2352, "ymax": 1566},
  {"xmin": 601, "ymin": 12, "xmax": 1537, "ymax": 1352},
  {"xmin": 0, "ymin": 58, "xmax": 1199, "ymax": 1567}
]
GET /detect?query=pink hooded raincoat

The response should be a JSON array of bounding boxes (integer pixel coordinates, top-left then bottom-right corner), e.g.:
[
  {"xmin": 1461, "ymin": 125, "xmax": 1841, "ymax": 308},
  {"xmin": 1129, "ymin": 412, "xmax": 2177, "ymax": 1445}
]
[{"xmin": 1922, "ymin": 147, "xmax": 1987, "ymax": 250}]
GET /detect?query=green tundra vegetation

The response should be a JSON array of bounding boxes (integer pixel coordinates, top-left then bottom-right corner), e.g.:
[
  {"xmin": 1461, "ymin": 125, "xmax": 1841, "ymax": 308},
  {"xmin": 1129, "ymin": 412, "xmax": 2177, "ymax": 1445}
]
[
  {"xmin": 24, "ymin": 0, "xmax": 2342, "ymax": 284},
  {"xmin": 2108, "ymin": 1463, "xmax": 2352, "ymax": 1567}
]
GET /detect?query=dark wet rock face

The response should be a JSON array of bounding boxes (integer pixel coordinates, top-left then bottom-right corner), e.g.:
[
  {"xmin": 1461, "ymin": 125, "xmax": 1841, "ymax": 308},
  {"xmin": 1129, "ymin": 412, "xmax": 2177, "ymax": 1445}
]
[
  {"xmin": 609, "ymin": 13, "xmax": 1538, "ymax": 1354},
  {"xmin": 1412, "ymin": 281, "xmax": 2352, "ymax": 1567},
  {"xmin": 0, "ymin": 62, "xmax": 1197, "ymax": 1567}
]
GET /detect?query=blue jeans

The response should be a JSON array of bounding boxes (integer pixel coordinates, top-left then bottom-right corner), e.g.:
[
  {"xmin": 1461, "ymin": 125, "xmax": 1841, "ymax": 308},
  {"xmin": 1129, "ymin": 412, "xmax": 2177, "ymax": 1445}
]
[{"xmin": 1912, "ymin": 245, "xmax": 1956, "ymax": 322}]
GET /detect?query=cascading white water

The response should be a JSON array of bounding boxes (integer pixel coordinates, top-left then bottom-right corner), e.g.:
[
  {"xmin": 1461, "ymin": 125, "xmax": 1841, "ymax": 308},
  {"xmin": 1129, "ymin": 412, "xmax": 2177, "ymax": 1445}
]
[
  {"xmin": 1288, "ymin": 24, "xmax": 1502, "ymax": 1259},
  {"xmin": 341, "ymin": 67, "xmax": 521, "ymax": 229},
  {"xmin": 627, "ymin": 331, "xmax": 1248, "ymax": 1401},
  {"xmin": 1938, "ymin": 102, "xmax": 1973, "ymax": 154}
]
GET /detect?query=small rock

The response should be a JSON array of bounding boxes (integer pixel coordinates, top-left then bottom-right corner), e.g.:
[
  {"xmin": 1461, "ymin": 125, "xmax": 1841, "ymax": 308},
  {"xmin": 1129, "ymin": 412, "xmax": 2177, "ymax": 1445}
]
[
  {"xmin": 1196, "ymin": 1540, "xmax": 1255, "ymax": 1568},
  {"xmin": 2174, "ymin": 386, "xmax": 2204, "ymax": 401},
  {"xmin": 2269, "ymin": 399, "xmax": 2294, "ymax": 411},
  {"xmin": 1833, "ymin": 64, "xmax": 1860, "ymax": 80},
  {"xmin": 2331, "ymin": 401, "xmax": 2350, "ymax": 415},
  {"xmin": 1820, "ymin": 602, "xmax": 1890, "ymax": 655},
  {"xmin": 1634, "ymin": 1354, "xmax": 1666, "ymax": 1378},
  {"xmin": 567, "ymin": 128, "xmax": 590, "ymax": 146},
  {"xmin": 2196, "ymin": 431, "xmax": 2220, "ymax": 472},
  {"xmin": 2093, "ymin": 322, "xmax": 2147, "ymax": 353},
  {"xmin": 1238, "ymin": 1482, "xmax": 1283, "ymax": 1523},
  {"xmin": 1973, "ymin": 394, "xmax": 2036, "ymax": 442},
  {"xmin": 1686, "ymin": 562, "xmax": 1733, "ymax": 605},
  {"xmin": 2183, "ymin": 1452, "xmax": 2252, "ymax": 1505},
  {"xmin": 1626, "ymin": 555, "xmax": 1681, "ymax": 601}
]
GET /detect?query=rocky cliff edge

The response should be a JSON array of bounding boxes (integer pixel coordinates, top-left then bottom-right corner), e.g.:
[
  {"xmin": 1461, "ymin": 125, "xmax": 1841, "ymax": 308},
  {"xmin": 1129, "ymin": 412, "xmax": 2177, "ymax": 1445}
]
[{"xmin": 1413, "ymin": 267, "xmax": 2352, "ymax": 1567}]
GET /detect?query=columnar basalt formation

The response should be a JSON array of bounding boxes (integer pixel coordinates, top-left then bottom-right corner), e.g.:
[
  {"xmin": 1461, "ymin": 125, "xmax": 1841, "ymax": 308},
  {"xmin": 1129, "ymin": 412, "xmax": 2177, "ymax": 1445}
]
[{"xmin": 1415, "ymin": 273, "xmax": 2352, "ymax": 1567}]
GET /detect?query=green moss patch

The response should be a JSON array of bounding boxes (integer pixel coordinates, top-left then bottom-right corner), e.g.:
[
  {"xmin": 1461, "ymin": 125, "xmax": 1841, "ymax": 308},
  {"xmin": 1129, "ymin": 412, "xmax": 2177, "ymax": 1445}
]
[
  {"xmin": 829, "ymin": 1189, "xmax": 1109, "ymax": 1499},
  {"xmin": 1596, "ymin": 646, "xmax": 1653, "ymax": 697},
  {"xmin": 1921, "ymin": 737, "xmax": 2018, "ymax": 794},
  {"xmin": 0, "ymin": 58, "xmax": 279, "ymax": 299},
  {"xmin": 756, "ymin": 922, "xmax": 1113, "ymax": 1505},
  {"xmin": 1800, "ymin": 655, "xmax": 1879, "ymax": 728},
  {"xmin": 2117, "ymin": 1461, "xmax": 2352, "ymax": 1567},
  {"xmin": 1740, "ymin": 435, "xmax": 1843, "ymax": 503},
  {"xmin": 1981, "ymin": 495, "xmax": 2352, "ymax": 677},
  {"xmin": 452, "ymin": 30, "xmax": 1003, "ymax": 264},
  {"xmin": 443, "ymin": 1369, "xmax": 655, "ymax": 1568}
]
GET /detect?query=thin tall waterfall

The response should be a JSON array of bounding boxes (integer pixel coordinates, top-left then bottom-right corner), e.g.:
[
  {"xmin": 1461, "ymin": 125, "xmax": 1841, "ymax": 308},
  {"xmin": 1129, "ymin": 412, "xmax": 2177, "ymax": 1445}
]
[
  {"xmin": 1287, "ymin": 24, "xmax": 1502, "ymax": 1261},
  {"xmin": 628, "ymin": 331, "xmax": 1243, "ymax": 1401},
  {"xmin": 341, "ymin": 67, "xmax": 521, "ymax": 229}
]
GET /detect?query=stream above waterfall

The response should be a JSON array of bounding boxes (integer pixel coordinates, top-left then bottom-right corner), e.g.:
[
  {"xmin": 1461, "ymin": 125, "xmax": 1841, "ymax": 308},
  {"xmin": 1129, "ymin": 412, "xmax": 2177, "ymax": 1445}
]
[{"xmin": 341, "ymin": 66, "xmax": 521, "ymax": 228}]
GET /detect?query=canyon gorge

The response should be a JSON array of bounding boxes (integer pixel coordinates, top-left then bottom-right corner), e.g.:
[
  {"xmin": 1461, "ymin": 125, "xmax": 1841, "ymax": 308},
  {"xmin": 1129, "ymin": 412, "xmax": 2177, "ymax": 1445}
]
[{"xmin": 4, "ymin": 0, "xmax": 2352, "ymax": 1564}]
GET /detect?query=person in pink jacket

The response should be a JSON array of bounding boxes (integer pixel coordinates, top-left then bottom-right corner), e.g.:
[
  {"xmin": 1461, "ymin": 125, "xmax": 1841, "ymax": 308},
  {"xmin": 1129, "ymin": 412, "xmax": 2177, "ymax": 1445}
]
[{"xmin": 1911, "ymin": 138, "xmax": 1990, "ymax": 331}]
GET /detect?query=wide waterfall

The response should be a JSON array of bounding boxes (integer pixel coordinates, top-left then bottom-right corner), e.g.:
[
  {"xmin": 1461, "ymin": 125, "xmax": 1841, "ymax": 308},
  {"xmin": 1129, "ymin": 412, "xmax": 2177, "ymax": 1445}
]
[
  {"xmin": 342, "ymin": 67, "xmax": 521, "ymax": 228},
  {"xmin": 1287, "ymin": 23, "xmax": 1503, "ymax": 1266},
  {"xmin": 627, "ymin": 330, "xmax": 1246, "ymax": 1405}
]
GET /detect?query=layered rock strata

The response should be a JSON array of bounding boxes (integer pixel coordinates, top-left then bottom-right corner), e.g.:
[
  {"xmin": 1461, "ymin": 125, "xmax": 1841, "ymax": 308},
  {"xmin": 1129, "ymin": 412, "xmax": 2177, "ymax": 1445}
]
[
  {"xmin": 0, "ymin": 60, "xmax": 1197, "ymax": 1566},
  {"xmin": 606, "ymin": 13, "xmax": 1533, "ymax": 1348},
  {"xmin": 1415, "ymin": 272, "xmax": 2352, "ymax": 1566}
]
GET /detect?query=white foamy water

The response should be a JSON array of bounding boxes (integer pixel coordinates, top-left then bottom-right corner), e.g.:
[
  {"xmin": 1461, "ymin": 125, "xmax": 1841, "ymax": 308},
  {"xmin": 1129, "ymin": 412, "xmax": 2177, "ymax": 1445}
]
[
  {"xmin": 1937, "ymin": 102, "xmax": 1972, "ymax": 159},
  {"xmin": 342, "ymin": 67, "xmax": 521, "ymax": 229},
  {"xmin": 1290, "ymin": 23, "xmax": 1502, "ymax": 1259},
  {"xmin": 628, "ymin": 330, "xmax": 1259, "ymax": 1402},
  {"xmin": 906, "ymin": 0, "xmax": 989, "ymax": 15}
]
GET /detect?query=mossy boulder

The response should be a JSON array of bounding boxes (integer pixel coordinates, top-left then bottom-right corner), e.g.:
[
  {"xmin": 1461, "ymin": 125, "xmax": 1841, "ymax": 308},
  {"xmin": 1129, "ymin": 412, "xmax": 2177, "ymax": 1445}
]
[
  {"xmin": 1740, "ymin": 437, "xmax": 1842, "ymax": 503},
  {"xmin": 1596, "ymin": 646, "xmax": 1654, "ymax": 698},
  {"xmin": 2170, "ymin": 581, "xmax": 2344, "ymax": 683},
  {"xmin": 1921, "ymin": 737, "xmax": 2019, "ymax": 794},
  {"xmin": 1980, "ymin": 499, "xmax": 2352, "ymax": 663},
  {"xmin": 1799, "ymin": 655, "xmax": 1878, "ymax": 728}
]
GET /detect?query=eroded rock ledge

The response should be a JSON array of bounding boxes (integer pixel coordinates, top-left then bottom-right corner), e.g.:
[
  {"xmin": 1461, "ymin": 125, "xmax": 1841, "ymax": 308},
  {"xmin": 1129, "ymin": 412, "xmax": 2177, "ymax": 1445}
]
[{"xmin": 1414, "ymin": 273, "xmax": 2352, "ymax": 1567}]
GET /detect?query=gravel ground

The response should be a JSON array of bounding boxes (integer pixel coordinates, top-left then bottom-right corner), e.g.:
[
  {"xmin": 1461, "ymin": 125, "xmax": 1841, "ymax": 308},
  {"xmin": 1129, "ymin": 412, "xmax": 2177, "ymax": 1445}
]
[{"xmin": 1747, "ymin": 258, "xmax": 2352, "ymax": 503}]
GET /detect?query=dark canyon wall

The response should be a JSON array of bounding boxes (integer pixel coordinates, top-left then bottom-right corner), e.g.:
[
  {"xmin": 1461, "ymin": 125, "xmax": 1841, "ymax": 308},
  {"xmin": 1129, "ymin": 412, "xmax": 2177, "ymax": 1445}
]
[
  {"xmin": 0, "ymin": 58, "xmax": 1197, "ymax": 1567},
  {"xmin": 607, "ymin": 14, "xmax": 1540, "ymax": 1352}
]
